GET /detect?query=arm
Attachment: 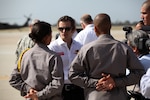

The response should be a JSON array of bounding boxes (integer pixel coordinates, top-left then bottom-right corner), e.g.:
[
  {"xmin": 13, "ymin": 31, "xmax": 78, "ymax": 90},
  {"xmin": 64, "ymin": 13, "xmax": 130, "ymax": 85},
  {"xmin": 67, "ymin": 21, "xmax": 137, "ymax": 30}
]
[
  {"xmin": 9, "ymin": 64, "xmax": 32, "ymax": 96},
  {"xmin": 69, "ymin": 54, "xmax": 98, "ymax": 88},
  {"xmin": 96, "ymin": 73, "xmax": 116, "ymax": 91},
  {"xmin": 69, "ymin": 47, "xmax": 145, "ymax": 90},
  {"xmin": 115, "ymin": 49, "xmax": 145, "ymax": 88},
  {"xmin": 35, "ymin": 55, "xmax": 64, "ymax": 100}
]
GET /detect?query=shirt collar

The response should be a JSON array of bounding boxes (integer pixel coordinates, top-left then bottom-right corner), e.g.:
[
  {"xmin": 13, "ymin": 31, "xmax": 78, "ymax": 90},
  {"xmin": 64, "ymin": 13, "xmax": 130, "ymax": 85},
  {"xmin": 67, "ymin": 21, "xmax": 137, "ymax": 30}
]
[
  {"xmin": 57, "ymin": 36, "xmax": 75, "ymax": 46},
  {"xmin": 35, "ymin": 43, "xmax": 49, "ymax": 51},
  {"xmin": 57, "ymin": 36, "xmax": 66, "ymax": 45},
  {"xmin": 85, "ymin": 24, "xmax": 94, "ymax": 28}
]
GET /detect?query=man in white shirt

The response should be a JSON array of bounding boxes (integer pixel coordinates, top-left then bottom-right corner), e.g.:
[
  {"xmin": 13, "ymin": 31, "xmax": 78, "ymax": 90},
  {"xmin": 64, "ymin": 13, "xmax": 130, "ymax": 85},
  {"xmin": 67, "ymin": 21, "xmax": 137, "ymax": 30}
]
[
  {"xmin": 74, "ymin": 14, "xmax": 97, "ymax": 46},
  {"xmin": 48, "ymin": 15, "xmax": 84, "ymax": 100}
]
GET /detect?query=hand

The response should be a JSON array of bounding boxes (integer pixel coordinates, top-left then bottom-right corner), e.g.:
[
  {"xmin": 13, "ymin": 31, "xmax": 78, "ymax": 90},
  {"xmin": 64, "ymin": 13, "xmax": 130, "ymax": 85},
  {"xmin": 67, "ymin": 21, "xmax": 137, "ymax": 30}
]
[
  {"xmin": 24, "ymin": 88, "xmax": 38, "ymax": 100},
  {"xmin": 96, "ymin": 73, "xmax": 115, "ymax": 91}
]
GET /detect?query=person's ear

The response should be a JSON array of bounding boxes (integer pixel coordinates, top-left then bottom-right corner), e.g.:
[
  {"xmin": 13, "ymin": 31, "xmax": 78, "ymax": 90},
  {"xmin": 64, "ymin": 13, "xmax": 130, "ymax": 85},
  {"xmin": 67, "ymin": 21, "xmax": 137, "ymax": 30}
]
[
  {"xmin": 94, "ymin": 26, "xmax": 99, "ymax": 37},
  {"xmin": 132, "ymin": 46, "xmax": 138, "ymax": 54},
  {"xmin": 80, "ymin": 22, "xmax": 85, "ymax": 29},
  {"xmin": 42, "ymin": 34, "xmax": 52, "ymax": 45}
]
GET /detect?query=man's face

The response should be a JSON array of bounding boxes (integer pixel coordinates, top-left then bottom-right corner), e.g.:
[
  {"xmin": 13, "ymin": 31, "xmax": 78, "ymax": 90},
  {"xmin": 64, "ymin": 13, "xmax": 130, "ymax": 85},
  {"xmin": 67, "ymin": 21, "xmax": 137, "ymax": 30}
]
[
  {"xmin": 141, "ymin": 4, "xmax": 150, "ymax": 26},
  {"xmin": 58, "ymin": 21, "xmax": 73, "ymax": 42}
]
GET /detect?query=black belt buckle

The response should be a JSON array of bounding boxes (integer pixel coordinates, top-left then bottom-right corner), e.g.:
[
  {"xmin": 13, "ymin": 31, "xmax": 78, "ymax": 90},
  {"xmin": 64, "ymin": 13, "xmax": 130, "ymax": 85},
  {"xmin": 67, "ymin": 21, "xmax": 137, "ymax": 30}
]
[{"xmin": 65, "ymin": 84, "xmax": 71, "ymax": 91}]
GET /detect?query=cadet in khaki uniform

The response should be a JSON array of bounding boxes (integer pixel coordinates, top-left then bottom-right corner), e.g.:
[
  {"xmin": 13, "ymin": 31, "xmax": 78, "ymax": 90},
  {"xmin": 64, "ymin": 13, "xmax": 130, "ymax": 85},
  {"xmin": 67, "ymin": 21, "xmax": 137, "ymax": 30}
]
[
  {"xmin": 69, "ymin": 13, "xmax": 145, "ymax": 100},
  {"xmin": 9, "ymin": 21, "xmax": 64, "ymax": 100}
]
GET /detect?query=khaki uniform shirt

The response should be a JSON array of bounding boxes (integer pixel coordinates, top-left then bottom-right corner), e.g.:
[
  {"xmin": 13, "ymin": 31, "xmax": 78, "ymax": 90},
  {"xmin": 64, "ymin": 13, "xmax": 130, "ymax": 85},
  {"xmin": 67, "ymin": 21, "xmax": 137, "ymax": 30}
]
[
  {"xmin": 10, "ymin": 43, "xmax": 64, "ymax": 100},
  {"xmin": 69, "ymin": 34, "xmax": 145, "ymax": 100}
]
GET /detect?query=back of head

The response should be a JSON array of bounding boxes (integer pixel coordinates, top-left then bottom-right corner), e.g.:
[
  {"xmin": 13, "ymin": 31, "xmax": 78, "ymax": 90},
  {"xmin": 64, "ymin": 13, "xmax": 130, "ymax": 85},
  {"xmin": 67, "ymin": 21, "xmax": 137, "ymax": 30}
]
[
  {"xmin": 94, "ymin": 13, "xmax": 111, "ymax": 34},
  {"xmin": 80, "ymin": 14, "xmax": 93, "ymax": 25},
  {"xmin": 29, "ymin": 21, "xmax": 52, "ymax": 43},
  {"xmin": 127, "ymin": 30, "xmax": 149, "ymax": 54},
  {"xmin": 142, "ymin": 0, "xmax": 150, "ymax": 11}
]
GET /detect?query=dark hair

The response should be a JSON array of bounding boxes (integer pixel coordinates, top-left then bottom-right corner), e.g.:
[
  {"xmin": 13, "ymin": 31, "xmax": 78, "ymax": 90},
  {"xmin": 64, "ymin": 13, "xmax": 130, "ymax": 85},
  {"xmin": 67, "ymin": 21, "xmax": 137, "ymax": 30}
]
[
  {"xmin": 29, "ymin": 21, "xmax": 52, "ymax": 43},
  {"xmin": 94, "ymin": 13, "xmax": 111, "ymax": 33},
  {"xmin": 57, "ymin": 15, "xmax": 76, "ymax": 31}
]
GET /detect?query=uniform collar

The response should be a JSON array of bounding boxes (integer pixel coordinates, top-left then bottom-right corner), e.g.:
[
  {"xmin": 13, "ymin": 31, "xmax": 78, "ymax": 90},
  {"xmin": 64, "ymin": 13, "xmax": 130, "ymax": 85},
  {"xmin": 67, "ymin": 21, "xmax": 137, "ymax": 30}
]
[{"xmin": 98, "ymin": 34, "xmax": 114, "ymax": 40}]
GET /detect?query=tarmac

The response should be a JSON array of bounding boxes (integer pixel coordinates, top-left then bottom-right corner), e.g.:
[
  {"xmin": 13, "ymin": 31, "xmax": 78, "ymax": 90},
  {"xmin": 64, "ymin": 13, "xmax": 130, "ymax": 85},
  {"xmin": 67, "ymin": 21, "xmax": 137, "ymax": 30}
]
[{"xmin": 0, "ymin": 27, "xmax": 134, "ymax": 100}]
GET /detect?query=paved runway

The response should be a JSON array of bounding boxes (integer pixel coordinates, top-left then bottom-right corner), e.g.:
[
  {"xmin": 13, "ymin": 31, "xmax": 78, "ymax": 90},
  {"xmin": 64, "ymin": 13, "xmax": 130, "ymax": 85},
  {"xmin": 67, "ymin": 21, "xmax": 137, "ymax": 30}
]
[
  {"xmin": 0, "ymin": 27, "xmax": 134, "ymax": 100},
  {"xmin": 0, "ymin": 29, "xmax": 26, "ymax": 100}
]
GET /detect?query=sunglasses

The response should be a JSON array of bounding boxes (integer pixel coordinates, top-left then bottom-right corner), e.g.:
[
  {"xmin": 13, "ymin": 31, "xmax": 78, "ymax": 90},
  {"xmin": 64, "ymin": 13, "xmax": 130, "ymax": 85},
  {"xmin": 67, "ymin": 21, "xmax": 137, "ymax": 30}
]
[{"xmin": 58, "ymin": 27, "xmax": 71, "ymax": 32}]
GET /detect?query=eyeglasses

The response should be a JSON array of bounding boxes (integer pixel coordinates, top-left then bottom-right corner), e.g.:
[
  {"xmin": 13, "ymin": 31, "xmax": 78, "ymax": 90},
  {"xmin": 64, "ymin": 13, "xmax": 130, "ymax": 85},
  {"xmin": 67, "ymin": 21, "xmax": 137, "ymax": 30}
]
[{"xmin": 58, "ymin": 27, "xmax": 71, "ymax": 32}]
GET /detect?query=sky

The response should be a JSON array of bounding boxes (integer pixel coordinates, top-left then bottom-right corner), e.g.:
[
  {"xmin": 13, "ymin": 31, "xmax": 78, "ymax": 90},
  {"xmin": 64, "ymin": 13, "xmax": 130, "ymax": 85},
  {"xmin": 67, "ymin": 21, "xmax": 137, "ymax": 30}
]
[{"xmin": 0, "ymin": 0, "xmax": 145, "ymax": 25}]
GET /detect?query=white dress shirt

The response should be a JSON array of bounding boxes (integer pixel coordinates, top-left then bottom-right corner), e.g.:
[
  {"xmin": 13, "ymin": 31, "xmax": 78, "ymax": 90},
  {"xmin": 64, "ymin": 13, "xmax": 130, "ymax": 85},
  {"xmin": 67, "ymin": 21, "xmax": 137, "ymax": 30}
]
[
  {"xmin": 140, "ymin": 68, "xmax": 150, "ymax": 99},
  {"xmin": 139, "ymin": 54, "xmax": 150, "ymax": 71},
  {"xmin": 48, "ymin": 37, "xmax": 82, "ymax": 83},
  {"xmin": 74, "ymin": 24, "xmax": 97, "ymax": 46}
]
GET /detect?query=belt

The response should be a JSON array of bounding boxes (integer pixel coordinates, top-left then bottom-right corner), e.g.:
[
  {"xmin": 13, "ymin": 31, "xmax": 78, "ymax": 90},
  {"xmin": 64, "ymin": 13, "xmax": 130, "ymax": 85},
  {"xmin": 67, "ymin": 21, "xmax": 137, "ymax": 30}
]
[{"xmin": 64, "ymin": 84, "xmax": 81, "ymax": 91}]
